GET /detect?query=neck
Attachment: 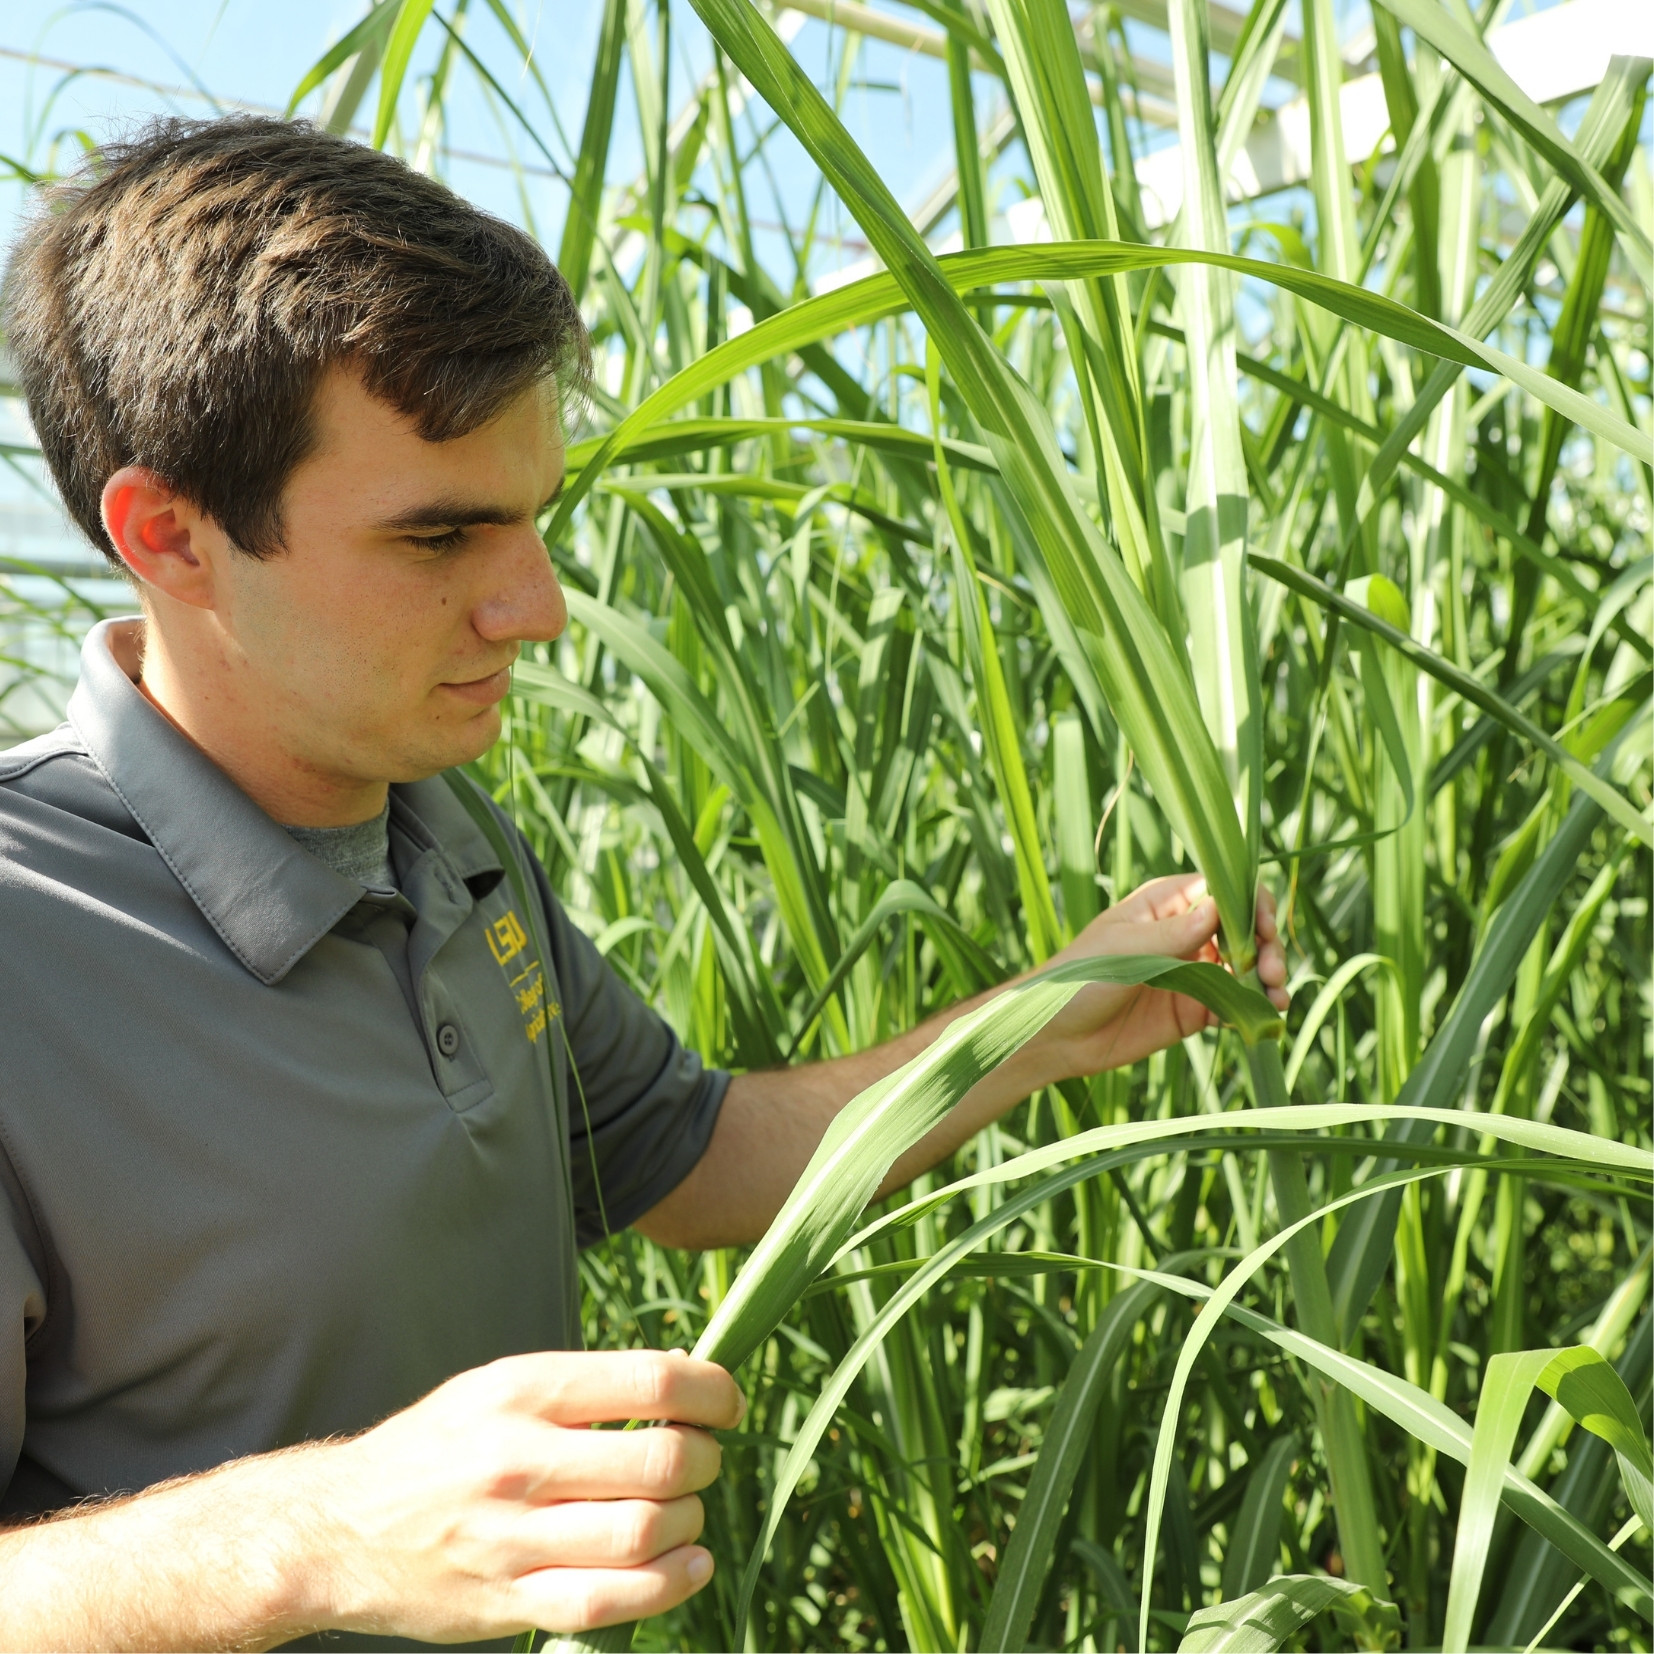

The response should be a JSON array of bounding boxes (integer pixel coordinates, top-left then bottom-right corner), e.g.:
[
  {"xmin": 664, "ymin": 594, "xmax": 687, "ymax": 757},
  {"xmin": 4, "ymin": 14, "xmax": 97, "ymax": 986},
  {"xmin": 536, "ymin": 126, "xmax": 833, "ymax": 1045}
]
[{"xmin": 131, "ymin": 607, "xmax": 389, "ymax": 828}]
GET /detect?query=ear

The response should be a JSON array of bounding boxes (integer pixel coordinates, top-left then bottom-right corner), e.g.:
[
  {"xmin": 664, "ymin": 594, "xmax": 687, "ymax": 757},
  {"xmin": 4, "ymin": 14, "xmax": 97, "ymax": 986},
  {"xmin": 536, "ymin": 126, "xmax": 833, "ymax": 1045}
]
[{"xmin": 100, "ymin": 467, "xmax": 225, "ymax": 609}]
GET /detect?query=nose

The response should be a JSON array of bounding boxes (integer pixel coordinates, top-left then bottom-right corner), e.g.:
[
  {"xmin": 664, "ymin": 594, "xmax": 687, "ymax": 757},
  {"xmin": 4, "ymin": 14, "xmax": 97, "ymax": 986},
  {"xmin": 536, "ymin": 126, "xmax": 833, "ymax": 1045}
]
[{"xmin": 473, "ymin": 524, "xmax": 567, "ymax": 646}]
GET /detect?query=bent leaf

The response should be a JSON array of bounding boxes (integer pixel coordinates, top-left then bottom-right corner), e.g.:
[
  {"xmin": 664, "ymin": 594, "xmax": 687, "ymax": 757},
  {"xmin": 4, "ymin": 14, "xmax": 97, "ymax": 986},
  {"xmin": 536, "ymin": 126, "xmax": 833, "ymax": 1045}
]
[
  {"xmin": 1540, "ymin": 1346, "xmax": 1654, "ymax": 1534},
  {"xmin": 1180, "ymin": 1574, "xmax": 1400, "ymax": 1652},
  {"xmin": 694, "ymin": 954, "xmax": 1280, "ymax": 1375}
]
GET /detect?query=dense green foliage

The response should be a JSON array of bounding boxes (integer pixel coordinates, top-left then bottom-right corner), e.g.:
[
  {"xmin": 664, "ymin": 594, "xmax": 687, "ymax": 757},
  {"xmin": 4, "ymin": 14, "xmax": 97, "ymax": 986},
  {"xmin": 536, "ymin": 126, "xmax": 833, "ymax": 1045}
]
[{"xmin": 4, "ymin": 1, "xmax": 1651, "ymax": 1649}]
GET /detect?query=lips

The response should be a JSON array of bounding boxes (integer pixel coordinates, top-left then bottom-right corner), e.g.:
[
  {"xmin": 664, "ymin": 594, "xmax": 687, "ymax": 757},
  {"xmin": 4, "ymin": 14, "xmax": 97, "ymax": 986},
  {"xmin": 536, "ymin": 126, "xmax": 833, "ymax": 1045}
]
[{"xmin": 439, "ymin": 665, "xmax": 514, "ymax": 706}]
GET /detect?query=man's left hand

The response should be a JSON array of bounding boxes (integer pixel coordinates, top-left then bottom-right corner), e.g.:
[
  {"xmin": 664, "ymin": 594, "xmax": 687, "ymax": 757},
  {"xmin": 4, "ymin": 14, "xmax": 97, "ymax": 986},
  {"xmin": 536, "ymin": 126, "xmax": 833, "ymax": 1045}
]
[{"xmin": 1027, "ymin": 873, "xmax": 1290, "ymax": 1084}]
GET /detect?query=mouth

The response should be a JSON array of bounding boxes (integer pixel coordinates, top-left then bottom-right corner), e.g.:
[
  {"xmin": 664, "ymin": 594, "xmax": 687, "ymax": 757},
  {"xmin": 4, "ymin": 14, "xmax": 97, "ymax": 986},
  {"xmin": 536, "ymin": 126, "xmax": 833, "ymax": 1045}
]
[{"xmin": 438, "ymin": 664, "xmax": 515, "ymax": 707}]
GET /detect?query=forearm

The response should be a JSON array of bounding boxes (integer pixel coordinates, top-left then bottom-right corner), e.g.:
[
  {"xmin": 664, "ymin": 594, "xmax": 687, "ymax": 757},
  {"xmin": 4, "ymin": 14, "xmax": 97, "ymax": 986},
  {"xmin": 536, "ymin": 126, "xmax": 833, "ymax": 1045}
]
[
  {"xmin": 638, "ymin": 980, "xmax": 1054, "ymax": 1250},
  {"xmin": 0, "ymin": 1447, "xmax": 329, "ymax": 1652},
  {"xmin": 635, "ymin": 875, "xmax": 1281, "ymax": 1252}
]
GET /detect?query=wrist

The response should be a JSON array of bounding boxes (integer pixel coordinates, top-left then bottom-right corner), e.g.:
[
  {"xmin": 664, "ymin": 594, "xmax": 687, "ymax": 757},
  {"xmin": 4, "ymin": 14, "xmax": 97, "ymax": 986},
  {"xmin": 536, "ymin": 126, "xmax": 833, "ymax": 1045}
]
[
  {"xmin": 247, "ymin": 1439, "xmax": 357, "ymax": 1639},
  {"xmin": 172, "ymin": 1440, "xmax": 348, "ymax": 1645},
  {"xmin": 1006, "ymin": 1029, "xmax": 1076, "ymax": 1096}
]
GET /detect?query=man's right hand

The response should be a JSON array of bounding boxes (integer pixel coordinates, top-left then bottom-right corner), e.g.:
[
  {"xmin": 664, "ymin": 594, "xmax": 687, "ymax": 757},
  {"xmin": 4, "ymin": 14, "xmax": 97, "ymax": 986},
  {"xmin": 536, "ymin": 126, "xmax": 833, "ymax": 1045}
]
[
  {"xmin": 0, "ymin": 1349, "xmax": 744, "ymax": 1652},
  {"xmin": 306, "ymin": 1349, "xmax": 742, "ymax": 1641}
]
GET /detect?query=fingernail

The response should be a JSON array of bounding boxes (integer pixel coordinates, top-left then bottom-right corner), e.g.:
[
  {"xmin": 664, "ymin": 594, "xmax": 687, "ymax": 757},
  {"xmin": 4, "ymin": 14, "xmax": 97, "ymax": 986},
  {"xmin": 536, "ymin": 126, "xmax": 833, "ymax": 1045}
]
[
  {"xmin": 687, "ymin": 1551, "xmax": 714, "ymax": 1587},
  {"xmin": 733, "ymin": 1390, "xmax": 748, "ymax": 1428}
]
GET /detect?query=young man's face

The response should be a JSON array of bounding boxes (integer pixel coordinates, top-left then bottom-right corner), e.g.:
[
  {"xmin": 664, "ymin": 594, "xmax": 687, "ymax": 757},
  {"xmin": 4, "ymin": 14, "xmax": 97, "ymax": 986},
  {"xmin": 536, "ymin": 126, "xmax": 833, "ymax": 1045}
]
[{"xmin": 212, "ymin": 366, "xmax": 568, "ymax": 786}]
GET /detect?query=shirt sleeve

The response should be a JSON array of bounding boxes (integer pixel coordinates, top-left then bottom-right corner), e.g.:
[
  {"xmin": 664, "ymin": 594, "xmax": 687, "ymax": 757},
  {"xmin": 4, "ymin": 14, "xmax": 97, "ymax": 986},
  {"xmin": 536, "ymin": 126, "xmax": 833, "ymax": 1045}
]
[
  {"xmin": 522, "ymin": 840, "xmax": 730, "ymax": 1247},
  {"xmin": 0, "ymin": 1152, "xmax": 47, "ymax": 1510}
]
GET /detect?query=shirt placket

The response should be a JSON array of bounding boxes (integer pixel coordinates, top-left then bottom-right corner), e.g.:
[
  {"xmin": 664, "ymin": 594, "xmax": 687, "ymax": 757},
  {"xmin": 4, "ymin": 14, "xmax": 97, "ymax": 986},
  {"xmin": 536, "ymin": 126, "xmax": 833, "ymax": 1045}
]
[{"xmin": 399, "ymin": 848, "xmax": 493, "ymax": 1109}]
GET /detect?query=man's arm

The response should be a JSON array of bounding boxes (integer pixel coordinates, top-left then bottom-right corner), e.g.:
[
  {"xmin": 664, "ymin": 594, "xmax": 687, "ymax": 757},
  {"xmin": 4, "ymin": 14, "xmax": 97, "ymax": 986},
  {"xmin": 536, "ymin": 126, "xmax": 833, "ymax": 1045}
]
[
  {"xmin": 0, "ymin": 1351, "xmax": 741, "ymax": 1652},
  {"xmin": 636, "ymin": 875, "xmax": 1288, "ymax": 1251}
]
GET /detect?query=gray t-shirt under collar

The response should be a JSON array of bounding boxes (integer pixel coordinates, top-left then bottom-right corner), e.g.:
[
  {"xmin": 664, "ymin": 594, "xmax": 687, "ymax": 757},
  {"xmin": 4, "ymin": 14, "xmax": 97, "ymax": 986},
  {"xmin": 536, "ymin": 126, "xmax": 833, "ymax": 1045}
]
[{"xmin": 282, "ymin": 804, "xmax": 395, "ymax": 893}]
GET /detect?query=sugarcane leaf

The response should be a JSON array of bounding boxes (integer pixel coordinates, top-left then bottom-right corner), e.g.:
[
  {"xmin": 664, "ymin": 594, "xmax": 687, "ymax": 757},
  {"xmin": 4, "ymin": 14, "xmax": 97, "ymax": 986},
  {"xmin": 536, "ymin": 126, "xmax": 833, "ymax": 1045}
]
[
  {"xmin": 694, "ymin": 954, "xmax": 1281, "ymax": 1376},
  {"xmin": 980, "ymin": 1280, "xmax": 1162, "ymax": 1651},
  {"xmin": 372, "ymin": 0, "xmax": 437, "ymax": 149},
  {"xmin": 287, "ymin": 0, "xmax": 399, "ymax": 115},
  {"xmin": 558, "ymin": 0, "xmax": 626, "ymax": 301},
  {"xmin": 563, "ymin": 590, "xmax": 747, "ymax": 796},
  {"xmin": 783, "ymin": 877, "xmax": 1003, "ymax": 1062},
  {"xmin": 1539, "ymin": 1346, "xmax": 1654, "ymax": 1533},
  {"xmin": 1253, "ymin": 555, "xmax": 1652, "ymax": 847},
  {"xmin": 1345, "ymin": 55, "xmax": 1649, "ymax": 552},
  {"xmin": 1326, "ymin": 720, "xmax": 1648, "ymax": 1341},
  {"xmin": 1138, "ymin": 1163, "xmax": 1431, "ymax": 1648},
  {"xmin": 720, "ymin": 1148, "xmax": 1166, "ymax": 1644},
  {"xmin": 1054, "ymin": 712, "xmax": 1100, "ymax": 933},
  {"xmin": 1219, "ymin": 339, "xmax": 1650, "ymax": 661},
  {"xmin": 679, "ymin": 0, "xmax": 1262, "ymax": 967},
  {"xmin": 930, "ymin": 345, "xmax": 1062, "ymax": 962},
  {"xmin": 842, "ymin": 1102, "xmax": 1651, "ymax": 1269},
  {"xmin": 1284, "ymin": 954, "xmax": 1397, "ymax": 1094},
  {"xmin": 1345, "ymin": 575, "xmax": 1417, "ymax": 823},
  {"xmin": 566, "ymin": 415, "xmax": 996, "ymax": 475},
  {"xmin": 1179, "ymin": 1574, "xmax": 1399, "ymax": 1652},
  {"xmin": 1435, "ymin": 1343, "xmax": 1654, "ymax": 1654},
  {"xmin": 1221, "ymin": 1434, "xmax": 1298, "ymax": 1600},
  {"xmin": 550, "ymin": 236, "xmax": 1649, "ymax": 584},
  {"xmin": 1369, "ymin": 0, "xmax": 1651, "ymax": 279},
  {"xmin": 1120, "ymin": 1272, "xmax": 1654, "ymax": 1619},
  {"xmin": 1444, "ymin": 1348, "xmax": 1560, "ymax": 1652},
  {"xmin": 1167, "ymin": 0, "xmax": 1261, "ymax": 869}
]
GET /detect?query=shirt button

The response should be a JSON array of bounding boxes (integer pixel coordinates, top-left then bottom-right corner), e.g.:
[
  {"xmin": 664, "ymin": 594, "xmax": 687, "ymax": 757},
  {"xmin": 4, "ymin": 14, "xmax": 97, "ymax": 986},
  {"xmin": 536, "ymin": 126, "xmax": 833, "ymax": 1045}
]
[{"xmin": 436, "ymin": 1022, "xmax": 462, "ymax": 1058}]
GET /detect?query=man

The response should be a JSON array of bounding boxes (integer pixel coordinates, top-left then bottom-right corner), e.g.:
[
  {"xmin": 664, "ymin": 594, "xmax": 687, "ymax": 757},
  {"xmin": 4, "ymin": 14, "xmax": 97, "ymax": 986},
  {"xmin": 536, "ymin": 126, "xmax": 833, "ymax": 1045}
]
[{"xmin": 0, "ymin": 117, "xmax": 1286, "ymax": 1649}]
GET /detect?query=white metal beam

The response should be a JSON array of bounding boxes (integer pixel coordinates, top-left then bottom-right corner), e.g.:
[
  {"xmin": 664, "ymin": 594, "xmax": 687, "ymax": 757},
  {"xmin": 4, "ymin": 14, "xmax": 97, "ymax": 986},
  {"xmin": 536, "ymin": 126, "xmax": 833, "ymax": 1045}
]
[{"xmin": 1111, "ymin": 0, "xmax": 1652, "ymax": 230}]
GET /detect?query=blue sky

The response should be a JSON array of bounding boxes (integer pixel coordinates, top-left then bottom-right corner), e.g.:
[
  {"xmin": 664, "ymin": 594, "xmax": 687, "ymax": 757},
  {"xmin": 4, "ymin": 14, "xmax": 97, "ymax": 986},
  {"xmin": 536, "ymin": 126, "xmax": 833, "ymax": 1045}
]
[{"xmin": 1, "ymin": 1, "xmax": 993, "ymax": 284}]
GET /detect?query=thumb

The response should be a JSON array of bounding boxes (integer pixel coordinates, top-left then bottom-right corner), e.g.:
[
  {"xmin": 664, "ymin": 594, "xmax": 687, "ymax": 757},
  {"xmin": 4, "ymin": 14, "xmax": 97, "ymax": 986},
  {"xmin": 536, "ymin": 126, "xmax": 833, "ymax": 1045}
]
[{"xmin": 1156, "ymin": 895, "xmax": 1219, "ymax": 959}]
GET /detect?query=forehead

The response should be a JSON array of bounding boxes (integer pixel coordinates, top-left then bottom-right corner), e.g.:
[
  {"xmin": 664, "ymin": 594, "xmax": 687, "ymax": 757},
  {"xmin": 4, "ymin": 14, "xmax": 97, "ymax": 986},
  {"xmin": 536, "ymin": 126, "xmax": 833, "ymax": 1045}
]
[{"xmin": 301, "ymin": 366, "xmax": 564, "ymax": 499}]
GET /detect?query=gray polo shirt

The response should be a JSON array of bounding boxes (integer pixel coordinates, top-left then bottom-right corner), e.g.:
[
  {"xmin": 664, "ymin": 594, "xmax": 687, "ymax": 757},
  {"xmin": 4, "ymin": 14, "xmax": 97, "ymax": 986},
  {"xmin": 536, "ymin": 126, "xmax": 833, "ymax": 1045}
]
[{"xmin": 0, "ymin": 618, "xmax": 727, "ymax": 1519}]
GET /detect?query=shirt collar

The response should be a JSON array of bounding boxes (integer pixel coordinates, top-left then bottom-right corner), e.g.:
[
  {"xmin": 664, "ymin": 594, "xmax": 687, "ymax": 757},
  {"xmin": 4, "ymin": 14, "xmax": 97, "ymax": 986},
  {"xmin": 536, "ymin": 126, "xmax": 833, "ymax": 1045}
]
[{"xmin": 68, "ymin": 617, "xmax": 504, "ymax": 985}]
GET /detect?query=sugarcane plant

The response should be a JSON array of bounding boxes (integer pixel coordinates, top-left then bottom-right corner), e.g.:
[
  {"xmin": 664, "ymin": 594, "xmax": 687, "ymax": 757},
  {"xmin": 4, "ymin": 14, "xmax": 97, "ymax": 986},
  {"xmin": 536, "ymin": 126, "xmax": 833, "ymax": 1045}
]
[
  {"xmin": 2, "ymin": 0, "xmax": 1649, "ymax": 1647},
  {"xmin": 305, "ymin": 1, "xmax": 1651, "ymax": 1648}
]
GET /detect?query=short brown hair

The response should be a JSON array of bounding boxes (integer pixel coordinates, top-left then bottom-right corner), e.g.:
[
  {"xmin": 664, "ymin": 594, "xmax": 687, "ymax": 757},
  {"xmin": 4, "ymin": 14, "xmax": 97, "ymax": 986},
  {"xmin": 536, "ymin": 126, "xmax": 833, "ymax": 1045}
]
[{"xmin": 2, "ymin": 115, "xmax": 590, "ymax": 563}]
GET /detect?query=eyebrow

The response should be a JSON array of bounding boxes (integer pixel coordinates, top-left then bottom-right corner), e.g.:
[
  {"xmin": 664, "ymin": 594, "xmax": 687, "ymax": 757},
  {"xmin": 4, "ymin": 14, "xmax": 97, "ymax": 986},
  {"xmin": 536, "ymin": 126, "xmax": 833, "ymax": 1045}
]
[{"xmin": 375, "ymin": 479, "xmax": 566, "ymax": 534}]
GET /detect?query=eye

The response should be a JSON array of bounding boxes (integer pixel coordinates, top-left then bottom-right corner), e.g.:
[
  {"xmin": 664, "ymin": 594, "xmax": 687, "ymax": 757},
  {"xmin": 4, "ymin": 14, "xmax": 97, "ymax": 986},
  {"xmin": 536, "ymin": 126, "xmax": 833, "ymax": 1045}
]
[{"xmin": 408, "ymin": 526, "xmax": 468, "ymax": 553}]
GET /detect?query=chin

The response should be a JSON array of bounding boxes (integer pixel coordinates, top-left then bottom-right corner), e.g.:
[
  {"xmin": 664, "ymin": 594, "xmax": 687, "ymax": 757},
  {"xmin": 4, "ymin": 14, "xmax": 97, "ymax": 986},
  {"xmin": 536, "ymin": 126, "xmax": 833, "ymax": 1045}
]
[
  {"xmin": 386, "ymin": 708, "xmax": 503, "ymax": 783},
  {"xmin": 446, "ymin": 707, "xmax": 505, "ymax": 769}
]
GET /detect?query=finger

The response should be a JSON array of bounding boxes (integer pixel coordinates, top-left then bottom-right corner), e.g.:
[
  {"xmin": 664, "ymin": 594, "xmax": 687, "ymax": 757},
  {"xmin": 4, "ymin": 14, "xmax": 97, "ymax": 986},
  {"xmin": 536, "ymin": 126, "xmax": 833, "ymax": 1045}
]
[
  {"xmin": 1168, "ymin": 895, "xmax": 1219, "ymax": 955},
  {"xmin": 515, "ymin": 1544, "xmax": 715, "ymax": 1634},
  {"xmin": 1256, "ymin": 939, "xmax": 1287, "ymax": 988},
  {"xmin": 1086, "ymin": 895, "xmax": 1219, "ymax": 963},
  {"xmin": 1140, "ymin": 873, "xmax": 1208, "ymax": 921},
  {"xmin": 1254, "ymin": 885, "xmax": 1278, "ymax": 942},
  {"xmin": 1102, "ymin": 872, "xmax": 1207, "ymax": 924},
  {"xmin": 513, "ymin": 1495, "xmax": 705, "ymax": 1569},
  {"xmin": 528, "ymin": 1422, "xmax": 723, "ymax": 1501},
  {"xmin": 491, "ymin": 1350, "xmax": 745, "ymax": 1429},
  {"xmin": 1169, "ymin": 992, "xmax": 1211, "ymax": 1041}
]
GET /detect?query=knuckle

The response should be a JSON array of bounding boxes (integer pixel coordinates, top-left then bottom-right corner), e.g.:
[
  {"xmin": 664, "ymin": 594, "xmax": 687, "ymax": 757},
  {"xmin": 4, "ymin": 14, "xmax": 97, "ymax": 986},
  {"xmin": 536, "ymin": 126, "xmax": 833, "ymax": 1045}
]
[
  {"xmin": 472, "ymin": 1355, "xmax": 534, "ymax": 1413},
  {"xmin": 642, "ymin": 1427, "xmax": 687, "ymax": 1488},
  {"xmin": 563, "ymin": 1579, "xmax": 604, "ymax": 1633},
  {"xmin": 631, "ymin": 1351, "xmax": 675, "ymax": 1415},
  {"xmin": 475, "ymin": 1420, "xmax": 537, "ymax": 1499},
  {"xmin": 616, "ymin": 1501, "xmax": 661, "ymax": 1560}
]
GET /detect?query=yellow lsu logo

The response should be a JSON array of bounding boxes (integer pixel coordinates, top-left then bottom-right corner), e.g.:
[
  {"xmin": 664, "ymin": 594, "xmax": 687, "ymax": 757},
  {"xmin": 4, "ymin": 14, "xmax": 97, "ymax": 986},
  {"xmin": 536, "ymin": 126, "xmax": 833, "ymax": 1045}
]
[
  {"xmin": 487, "ymin": 909, "xmax": 529, "ymax": 967},
  {"xmin": 487, "ymin": 907, "xmax": 559, "ymax": 1045}
]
